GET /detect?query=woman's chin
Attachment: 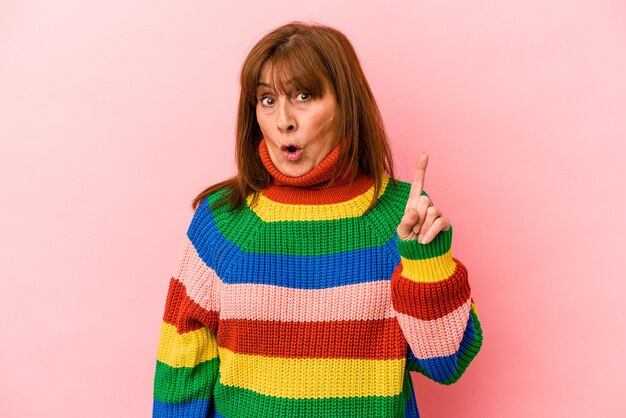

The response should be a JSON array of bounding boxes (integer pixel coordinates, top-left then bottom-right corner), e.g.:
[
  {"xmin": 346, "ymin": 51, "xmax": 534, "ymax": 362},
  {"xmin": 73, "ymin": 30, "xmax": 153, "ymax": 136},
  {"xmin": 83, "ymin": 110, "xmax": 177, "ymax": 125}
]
[{"xmin": 277, "ymin": 161, "xmax": 314, "ymax": 178}]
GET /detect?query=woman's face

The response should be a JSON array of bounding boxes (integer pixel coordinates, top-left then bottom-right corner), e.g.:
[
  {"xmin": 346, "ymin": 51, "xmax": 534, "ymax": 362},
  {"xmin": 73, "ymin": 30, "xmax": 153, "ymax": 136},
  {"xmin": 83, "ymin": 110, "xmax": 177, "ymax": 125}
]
[{"xmin": 255, "ymin": 63, "xmax": 339, "ymax": 178}]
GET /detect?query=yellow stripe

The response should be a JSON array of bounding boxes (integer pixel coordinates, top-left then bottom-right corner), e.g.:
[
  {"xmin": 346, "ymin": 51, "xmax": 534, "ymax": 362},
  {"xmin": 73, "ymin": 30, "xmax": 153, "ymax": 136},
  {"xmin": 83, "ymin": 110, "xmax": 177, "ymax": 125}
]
[
  {"xmin": 248, "ymin": 177, "xmax": 389, "ymax": 222},
  {"xmin": 218, "ymin": 347, "xmax": 405, "ymax": 399},
  {"xmin": 400, "ymin": 250, "xmax": 457, "ymax": 283},
  {"xmin": 156, "ymin": 321, "xmax": 218, "ymax": 368}
]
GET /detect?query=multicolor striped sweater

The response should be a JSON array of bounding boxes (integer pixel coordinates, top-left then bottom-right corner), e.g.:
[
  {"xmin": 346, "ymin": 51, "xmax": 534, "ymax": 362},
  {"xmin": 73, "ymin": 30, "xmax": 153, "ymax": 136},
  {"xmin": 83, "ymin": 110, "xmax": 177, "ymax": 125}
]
[{"xmin": 153, "ymin": 140, "xmax": 483, "ymax": 418}]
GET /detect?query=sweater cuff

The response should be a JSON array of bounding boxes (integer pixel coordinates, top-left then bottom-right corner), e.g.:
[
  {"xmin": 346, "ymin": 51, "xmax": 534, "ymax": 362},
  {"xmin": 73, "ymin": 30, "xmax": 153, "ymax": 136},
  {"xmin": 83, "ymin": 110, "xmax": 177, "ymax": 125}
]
[
  {"xmin": 391, "ymin": 260, "xmax": 471, "ymax": 320},
  {"xmin": 396, "ymin": 227, "xmax": 455, "ymax": 283}
]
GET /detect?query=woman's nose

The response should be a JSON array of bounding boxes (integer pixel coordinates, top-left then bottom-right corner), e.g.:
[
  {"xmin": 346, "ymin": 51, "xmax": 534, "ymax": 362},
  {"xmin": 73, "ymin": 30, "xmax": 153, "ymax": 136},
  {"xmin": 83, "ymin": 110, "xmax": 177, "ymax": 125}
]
[{"xmin": 277, "ymin": 100, "xmax": 297, "ymax": 132}]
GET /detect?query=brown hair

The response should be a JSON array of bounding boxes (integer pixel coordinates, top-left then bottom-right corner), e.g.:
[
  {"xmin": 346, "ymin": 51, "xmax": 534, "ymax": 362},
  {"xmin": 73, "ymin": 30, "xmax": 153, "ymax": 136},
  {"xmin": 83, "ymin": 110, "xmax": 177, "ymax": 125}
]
[{"xmin": 191, "ymin": 21, "xmax": 396, "ymax": 211}]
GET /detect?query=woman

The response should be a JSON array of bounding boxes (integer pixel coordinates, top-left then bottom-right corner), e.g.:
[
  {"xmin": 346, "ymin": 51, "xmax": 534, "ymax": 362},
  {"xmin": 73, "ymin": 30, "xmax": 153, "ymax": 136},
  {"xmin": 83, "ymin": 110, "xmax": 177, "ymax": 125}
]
[{"xmin": 152, "ymin": 21, "xmax": 483, "ymax": 418}]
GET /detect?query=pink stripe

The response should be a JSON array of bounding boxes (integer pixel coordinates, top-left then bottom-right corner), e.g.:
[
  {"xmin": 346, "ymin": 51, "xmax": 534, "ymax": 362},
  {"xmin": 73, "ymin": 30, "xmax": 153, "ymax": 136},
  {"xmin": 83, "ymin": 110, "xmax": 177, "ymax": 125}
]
[
  {"xmin": 173, "ymin": 236, "xmax": 222, "ymax": 312},
  {"xmin": 220, "ymin": 280, "xmax": 395, "ymax": 322},
  {"xmin": 395, "ymin": 298, "xmax": 471, "ymax": 359}
]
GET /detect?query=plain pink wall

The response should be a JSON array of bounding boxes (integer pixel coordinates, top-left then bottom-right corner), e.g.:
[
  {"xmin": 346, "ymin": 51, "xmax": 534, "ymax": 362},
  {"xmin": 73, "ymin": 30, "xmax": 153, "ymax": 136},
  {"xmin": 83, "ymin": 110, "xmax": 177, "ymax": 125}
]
[{"xmin": 1, "ymin": 1, "xmax": 625, "ymax": 417}]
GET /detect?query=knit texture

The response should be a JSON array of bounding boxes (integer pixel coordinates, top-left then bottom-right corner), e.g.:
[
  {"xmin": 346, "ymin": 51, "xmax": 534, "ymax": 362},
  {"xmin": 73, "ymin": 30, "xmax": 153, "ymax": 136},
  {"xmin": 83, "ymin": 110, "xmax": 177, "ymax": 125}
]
[{"xmin": 152, "ymin": 139, "xmax": 483, "ymax": 418}]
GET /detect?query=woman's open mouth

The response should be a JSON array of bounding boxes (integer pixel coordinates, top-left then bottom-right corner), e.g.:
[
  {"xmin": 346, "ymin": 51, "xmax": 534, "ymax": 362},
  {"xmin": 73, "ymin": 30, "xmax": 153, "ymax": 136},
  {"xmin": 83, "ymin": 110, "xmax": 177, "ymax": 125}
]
[{"xmin": 281, "ymin": 144, "xmax": 303, "ymax": 161}]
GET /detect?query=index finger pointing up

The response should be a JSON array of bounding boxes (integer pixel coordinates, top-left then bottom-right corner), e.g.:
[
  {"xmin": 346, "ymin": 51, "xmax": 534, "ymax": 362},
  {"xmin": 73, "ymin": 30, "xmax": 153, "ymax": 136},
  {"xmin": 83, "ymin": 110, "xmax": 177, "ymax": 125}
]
[{"xmin": 407, "ymin": 152, "xmax": 429, "ymax": 208}]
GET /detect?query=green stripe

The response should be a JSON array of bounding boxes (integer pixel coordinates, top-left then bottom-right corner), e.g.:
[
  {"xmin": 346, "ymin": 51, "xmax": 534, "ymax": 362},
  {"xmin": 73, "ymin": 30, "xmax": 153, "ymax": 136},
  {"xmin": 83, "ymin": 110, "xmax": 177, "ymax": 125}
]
[
  {"xmin": 213, "ymin": 370, "xmax": 414, "ymax": 418},
  {"xmin": 153, "ymin": 359, "xmax": 219, "ymax": 403},
  {"xmin": 208, "ymin": 181, "xmax": 412, "ymax": 256}
]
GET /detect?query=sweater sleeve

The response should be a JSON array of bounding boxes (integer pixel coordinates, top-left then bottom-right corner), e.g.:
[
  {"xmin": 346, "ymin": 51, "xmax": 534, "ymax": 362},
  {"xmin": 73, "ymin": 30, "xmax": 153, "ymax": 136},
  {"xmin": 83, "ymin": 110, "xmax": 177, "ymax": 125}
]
[
  {"xmin": 152, "ymin": 228, "xmax": 222, "ymax": 417},
  {"xmin": 390, "ymin": 225, "xmax": 483, "ymax": 384}
]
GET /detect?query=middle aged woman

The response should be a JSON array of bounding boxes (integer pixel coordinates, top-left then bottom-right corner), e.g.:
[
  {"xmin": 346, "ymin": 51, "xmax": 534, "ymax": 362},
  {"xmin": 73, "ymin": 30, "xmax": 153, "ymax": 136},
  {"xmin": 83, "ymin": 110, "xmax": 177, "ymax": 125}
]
[{"xmin": 152, "ymin": 21, "xmax": 483, "ymax": 418}]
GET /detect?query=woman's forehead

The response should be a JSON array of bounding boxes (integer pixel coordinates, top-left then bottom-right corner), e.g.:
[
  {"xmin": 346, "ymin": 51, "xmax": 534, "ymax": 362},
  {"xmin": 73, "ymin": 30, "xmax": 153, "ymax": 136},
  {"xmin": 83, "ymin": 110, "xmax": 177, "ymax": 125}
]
[
  {"xmin": 257, "ymin": 62, "xmax": 294, "ymax": 88},
  {"xmin": 257, "ymin": 65, "xmax": 287, "ymax": 86},
  {"xmin": 256, "ymin": 61, "xmax": 329, "ymax": 94}
]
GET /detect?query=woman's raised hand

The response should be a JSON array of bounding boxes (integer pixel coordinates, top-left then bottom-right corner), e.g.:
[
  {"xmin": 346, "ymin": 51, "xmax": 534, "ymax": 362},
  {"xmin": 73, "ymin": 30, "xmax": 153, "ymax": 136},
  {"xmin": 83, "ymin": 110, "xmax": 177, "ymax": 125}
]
[{"xmin": 397, "ymin": 152, "xmax": 451, "ymax": 244}]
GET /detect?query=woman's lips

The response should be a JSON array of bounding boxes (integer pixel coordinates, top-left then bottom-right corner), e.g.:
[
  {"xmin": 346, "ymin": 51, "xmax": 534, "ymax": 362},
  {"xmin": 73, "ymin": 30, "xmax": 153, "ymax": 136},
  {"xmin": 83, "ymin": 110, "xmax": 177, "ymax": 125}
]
[{"xmin": 281, "ymin": 144, "xmax": 303, "ymax": 161}]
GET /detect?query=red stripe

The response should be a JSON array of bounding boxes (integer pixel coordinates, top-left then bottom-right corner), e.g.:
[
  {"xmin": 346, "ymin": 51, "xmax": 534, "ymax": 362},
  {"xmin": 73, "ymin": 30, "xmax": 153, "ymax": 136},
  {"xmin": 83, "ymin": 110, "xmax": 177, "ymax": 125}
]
[
  {"xmin": 261, "ymin": 174, "xmax": 375, "ymax": 205},
  {"xmin": 162, "ymin": 277, "xmax": 219, "ymax": 334},
  {"xmin": 391, "ymin": 258, "xmax": 471, "ymax": 320},
  {"xmin": 217, "ymin": 317, "xmax": 407, "ymax": 360}
]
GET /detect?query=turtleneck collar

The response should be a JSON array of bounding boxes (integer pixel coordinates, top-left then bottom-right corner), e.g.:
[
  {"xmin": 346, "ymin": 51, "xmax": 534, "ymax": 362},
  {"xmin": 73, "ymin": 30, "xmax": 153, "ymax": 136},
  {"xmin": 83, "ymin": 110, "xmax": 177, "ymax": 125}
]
[
  {"xmin": 256, "ymin": 138, "xmax": 376, "ymax": 205},
  {"xmin": 258, "ymin": 138, "xmax": 348, "ymax": 188}
]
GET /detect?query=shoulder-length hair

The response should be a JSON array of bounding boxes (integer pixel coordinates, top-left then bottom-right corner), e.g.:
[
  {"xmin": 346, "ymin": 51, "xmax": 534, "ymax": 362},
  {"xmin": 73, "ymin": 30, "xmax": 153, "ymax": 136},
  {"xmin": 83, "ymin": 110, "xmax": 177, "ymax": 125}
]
[{"xmin": 191, "ymin": 21, "xmax": 396, "ymax": 211}]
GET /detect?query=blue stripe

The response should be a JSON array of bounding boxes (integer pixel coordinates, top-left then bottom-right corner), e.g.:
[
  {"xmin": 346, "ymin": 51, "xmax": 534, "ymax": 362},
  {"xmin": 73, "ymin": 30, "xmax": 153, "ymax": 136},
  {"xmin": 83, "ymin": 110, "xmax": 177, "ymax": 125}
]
[
  {"xmin": 153, "ymin": 399, "xmax": 209, "ymax": 418},
  {"xmin": 404, "ymin": 384, "xmax": 420, "ymax": 418},
  {"xmin": 407, "ymin": 309, "xmax": 478, "ymax": 383},
  {"xmin": 187, "ymin": 198, "xmax": 400, "ymax": 289}
]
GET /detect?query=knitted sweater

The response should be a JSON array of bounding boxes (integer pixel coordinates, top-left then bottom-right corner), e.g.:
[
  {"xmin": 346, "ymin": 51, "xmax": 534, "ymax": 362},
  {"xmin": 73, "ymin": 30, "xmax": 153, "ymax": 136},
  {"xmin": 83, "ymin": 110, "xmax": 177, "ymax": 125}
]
[{"xmin": 152, "ymin": 140, "xmax": 483, "ymax": 418}]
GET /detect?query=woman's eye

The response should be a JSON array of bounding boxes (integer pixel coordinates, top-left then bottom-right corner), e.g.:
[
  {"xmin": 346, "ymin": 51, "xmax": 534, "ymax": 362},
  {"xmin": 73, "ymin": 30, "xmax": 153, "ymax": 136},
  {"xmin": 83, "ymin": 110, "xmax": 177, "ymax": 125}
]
[
  {"xmin": 296, "ymin": 92, "xmax": 312, "ymax": 102},
  {"xmin": 259, "ymin": 96, "xmax": 275, "ymax": 106}
]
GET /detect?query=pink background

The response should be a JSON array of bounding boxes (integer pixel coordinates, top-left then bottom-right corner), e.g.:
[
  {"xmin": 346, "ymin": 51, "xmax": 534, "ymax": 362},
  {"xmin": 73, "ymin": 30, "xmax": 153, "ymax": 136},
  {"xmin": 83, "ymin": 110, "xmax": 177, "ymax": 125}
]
[{"xmin": 1, "ymin": 1, "xmax": 625, "ymax": 417}]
